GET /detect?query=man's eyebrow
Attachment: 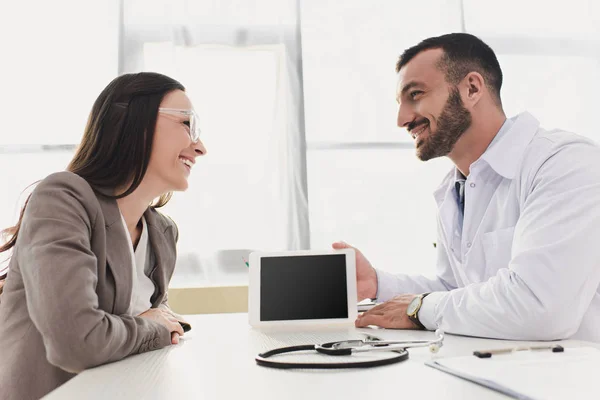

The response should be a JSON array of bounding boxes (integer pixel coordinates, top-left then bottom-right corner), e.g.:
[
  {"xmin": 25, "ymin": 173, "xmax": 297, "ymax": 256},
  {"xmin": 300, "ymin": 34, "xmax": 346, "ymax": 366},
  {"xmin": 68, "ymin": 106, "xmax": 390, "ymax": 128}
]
[
  {"xmin": 400, "ymin": 81, "xmax": 423, "ymax": 96},
  {"xmin": 396, "ymin": 81, "xmax": 423, "ymax": 103}
]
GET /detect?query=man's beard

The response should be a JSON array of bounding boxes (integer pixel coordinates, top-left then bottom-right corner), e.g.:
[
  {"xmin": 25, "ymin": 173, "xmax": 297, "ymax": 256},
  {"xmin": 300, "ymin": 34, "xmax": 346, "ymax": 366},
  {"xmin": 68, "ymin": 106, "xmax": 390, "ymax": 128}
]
[{"xmin": 415, "ymin": 88, "xmax": 472, "ymax": 161}]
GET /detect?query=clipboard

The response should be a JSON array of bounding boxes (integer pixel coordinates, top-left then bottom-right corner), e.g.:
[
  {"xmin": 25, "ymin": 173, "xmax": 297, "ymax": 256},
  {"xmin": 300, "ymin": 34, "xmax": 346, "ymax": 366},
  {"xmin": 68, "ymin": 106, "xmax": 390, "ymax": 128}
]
[{"xmin": 425, "ymin": 347, "xmax": 600, "ymax": 400}]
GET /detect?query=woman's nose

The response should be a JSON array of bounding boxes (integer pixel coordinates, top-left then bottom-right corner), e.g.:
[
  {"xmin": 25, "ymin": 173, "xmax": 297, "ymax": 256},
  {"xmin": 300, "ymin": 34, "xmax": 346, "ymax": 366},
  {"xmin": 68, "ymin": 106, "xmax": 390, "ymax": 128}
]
[{"xmin": 193, "ymin": 139, "xmax": 207, "ymax": 156}]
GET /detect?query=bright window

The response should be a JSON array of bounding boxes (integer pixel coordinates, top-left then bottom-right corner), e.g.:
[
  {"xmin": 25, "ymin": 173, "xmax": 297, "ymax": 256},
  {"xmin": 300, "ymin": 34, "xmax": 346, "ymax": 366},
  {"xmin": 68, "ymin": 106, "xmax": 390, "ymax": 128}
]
[
  {"xmin": 0, "ymin": 1, "xmax": 118, "ymax": 145},
  {"xmin": 0, "ymin": 1, "xmax": 118, "ymax": 272},
  {"xmin": 4, "ymin": 0, "xmax": 599, "ymax": 286},
  {"xmin": 301, "ymin": 0, "xmax": 460, "ymax": 277},
  {"xmin": 144, "ymin": 44, "xmax": 285, "ymax": 287},
  {"xmin": 300, "ymin": 0, "xmax": 600, "ymax": 278}
]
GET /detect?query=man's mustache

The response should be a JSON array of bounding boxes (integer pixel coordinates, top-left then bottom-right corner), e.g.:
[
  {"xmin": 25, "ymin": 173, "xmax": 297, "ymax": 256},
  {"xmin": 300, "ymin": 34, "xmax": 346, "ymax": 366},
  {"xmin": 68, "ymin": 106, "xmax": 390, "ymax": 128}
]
[{"xmin": 408, "ymin": 118, "xmax": 429, "ymax": 132}]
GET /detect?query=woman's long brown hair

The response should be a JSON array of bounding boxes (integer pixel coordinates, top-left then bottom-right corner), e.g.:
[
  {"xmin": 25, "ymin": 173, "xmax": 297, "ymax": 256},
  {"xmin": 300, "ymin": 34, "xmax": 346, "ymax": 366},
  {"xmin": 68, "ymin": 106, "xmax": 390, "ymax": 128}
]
[{"xmin": 0, "ymin": 72, "xmax": 185, "ymax": 284}]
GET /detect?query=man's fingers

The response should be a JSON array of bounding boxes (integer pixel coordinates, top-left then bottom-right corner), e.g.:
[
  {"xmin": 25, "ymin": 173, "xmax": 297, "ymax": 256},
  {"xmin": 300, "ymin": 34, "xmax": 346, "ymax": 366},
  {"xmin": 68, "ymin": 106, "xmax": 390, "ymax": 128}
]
[
  {"xmin": 362, "ymin": 302, "xmax": 389, "ymax": 315},
  {"xmin": 364, "ymin": 309, "xmax": 386, "ymax": 317},
  {"xmin": 360, "ymin": 306, "xmax": 387, "ymax": 317},
  {"xmin": 360, "ymin": 308, "xmax": 385, "ymax": 318},
  {"xmin": 355, "ymin": 313, "xmax": 386, "ymax": 328},
  {"xmin": 332, "ymin": 241, "xmax": 351, "ymax": 249}
]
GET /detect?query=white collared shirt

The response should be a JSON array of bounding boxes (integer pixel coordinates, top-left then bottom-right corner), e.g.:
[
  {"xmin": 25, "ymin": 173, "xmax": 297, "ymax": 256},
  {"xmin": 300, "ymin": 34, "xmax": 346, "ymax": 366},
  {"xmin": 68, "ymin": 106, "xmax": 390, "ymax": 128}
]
[
  {"xmin": 377, "ymin": 112, "xmax": 600, "ymax": 342},
  {"xmin": 120, "ymin": 213, "xmax": 155, "ymax": 316}
]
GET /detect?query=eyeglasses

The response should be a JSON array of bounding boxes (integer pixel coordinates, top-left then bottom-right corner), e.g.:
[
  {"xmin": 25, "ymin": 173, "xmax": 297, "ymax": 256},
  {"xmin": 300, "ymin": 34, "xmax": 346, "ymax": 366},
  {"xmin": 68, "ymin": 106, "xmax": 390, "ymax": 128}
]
[{"xmin": 158, "ymin": 108, "xmax": 201, "ymax": 143}]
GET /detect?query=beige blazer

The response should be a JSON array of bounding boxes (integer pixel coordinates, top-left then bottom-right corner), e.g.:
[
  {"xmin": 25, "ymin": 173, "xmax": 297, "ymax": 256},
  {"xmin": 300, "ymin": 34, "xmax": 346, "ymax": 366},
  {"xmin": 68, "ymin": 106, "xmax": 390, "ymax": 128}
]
[{"xmin": 0, "ymin": 172, "xmax": 181, "ymax": 400}]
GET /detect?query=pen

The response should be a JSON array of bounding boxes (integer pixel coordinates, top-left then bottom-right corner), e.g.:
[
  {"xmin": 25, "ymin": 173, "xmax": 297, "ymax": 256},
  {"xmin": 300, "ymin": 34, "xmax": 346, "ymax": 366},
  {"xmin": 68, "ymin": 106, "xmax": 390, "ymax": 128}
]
[
  {"xmin": 242, "ymin": 257, "xmax": 249, "ymax": 267},
  {"xmin": 473, "ymin": 344, "xmax": 564, "ymax": 358}
]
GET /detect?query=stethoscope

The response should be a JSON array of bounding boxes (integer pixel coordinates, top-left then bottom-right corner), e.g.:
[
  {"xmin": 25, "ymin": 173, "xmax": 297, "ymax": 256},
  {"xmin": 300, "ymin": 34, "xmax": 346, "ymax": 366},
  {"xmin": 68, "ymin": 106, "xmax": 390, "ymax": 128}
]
[{"xmin": 256, "ymin": 329, "xmax": 445, "ymax": 369}]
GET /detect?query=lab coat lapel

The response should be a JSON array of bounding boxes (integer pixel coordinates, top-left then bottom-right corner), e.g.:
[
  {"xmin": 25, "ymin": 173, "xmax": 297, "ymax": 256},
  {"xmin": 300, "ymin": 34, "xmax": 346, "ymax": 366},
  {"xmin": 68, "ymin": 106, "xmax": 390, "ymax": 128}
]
[{"xmin": 434, "ymin": 181, "xmax": 458, "ymax": 248}]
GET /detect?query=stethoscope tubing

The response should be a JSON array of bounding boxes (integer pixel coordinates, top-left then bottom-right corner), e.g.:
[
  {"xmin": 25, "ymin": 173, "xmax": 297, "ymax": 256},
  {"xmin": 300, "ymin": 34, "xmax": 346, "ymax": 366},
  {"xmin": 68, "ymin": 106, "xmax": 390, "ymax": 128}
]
[
  {"xmin": 256, "ymin": 343, "xmax": 409, "ymax": 369},
  {"xmin": 255, "ymin": 330, "xmax": 444, "ymax": 369}
]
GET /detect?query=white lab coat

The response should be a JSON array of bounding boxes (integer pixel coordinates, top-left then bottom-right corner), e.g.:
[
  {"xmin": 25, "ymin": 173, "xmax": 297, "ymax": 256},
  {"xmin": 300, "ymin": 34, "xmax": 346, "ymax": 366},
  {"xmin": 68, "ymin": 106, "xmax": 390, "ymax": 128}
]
[{"xmin": 376, "ymin": 112, "xmax": 600, "ymax": 342}]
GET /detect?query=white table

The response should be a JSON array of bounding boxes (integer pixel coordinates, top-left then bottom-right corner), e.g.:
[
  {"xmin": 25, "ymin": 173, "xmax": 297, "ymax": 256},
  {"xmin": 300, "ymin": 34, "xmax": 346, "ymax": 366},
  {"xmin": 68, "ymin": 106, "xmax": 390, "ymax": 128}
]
[{"xmin": 45, "ymin": 313, "xmax": 595, "ymax": 399}]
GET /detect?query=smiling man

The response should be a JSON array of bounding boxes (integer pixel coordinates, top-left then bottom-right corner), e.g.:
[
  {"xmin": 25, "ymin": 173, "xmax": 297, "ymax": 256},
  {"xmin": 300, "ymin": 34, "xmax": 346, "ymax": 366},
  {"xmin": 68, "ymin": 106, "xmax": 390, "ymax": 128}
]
[{"xmin": 333, "ymin": 33, "xmax": 600, "ymax": 342}]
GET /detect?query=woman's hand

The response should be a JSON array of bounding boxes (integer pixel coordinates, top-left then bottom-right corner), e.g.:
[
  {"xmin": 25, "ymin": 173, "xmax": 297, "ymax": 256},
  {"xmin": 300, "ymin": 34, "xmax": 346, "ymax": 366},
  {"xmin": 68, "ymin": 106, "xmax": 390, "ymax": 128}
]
[{"xmin": 138, "ymin": 308, "xmax": 184, "ymax": 344}]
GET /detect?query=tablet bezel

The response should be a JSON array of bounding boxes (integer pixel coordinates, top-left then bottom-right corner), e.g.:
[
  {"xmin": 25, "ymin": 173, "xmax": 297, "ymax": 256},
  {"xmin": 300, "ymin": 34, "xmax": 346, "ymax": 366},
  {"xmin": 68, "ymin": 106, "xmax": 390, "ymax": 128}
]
[{"xmin": 248, "ymin": 249, "xmax": 357, "ymax": 328}]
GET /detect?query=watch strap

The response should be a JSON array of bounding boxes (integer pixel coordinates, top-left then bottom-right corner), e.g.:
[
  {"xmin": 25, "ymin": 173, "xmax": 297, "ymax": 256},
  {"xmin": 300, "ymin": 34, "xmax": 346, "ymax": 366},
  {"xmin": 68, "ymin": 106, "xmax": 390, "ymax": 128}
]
[{"xmin": 407, "ymin": 293, "xmax": 431, "ymax": 330}]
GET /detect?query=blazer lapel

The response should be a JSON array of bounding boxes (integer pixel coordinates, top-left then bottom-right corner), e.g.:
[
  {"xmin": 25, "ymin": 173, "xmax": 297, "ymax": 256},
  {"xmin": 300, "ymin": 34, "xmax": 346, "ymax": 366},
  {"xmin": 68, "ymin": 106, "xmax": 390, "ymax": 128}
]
[
  {"xmin": 144, "ymin": 209, "xmax": 175, "ymax": 307},
  {"xmin": 96, "ymin": 193, "xmax": 133, "ymax": 315}
]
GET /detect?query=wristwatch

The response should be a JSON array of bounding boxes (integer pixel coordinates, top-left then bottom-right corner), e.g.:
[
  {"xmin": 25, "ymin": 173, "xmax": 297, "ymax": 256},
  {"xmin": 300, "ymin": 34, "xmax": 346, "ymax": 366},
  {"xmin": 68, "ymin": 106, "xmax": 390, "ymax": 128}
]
[{"xmin": 406, "ymin": 293, "xmax": 431, "ymax": 330}]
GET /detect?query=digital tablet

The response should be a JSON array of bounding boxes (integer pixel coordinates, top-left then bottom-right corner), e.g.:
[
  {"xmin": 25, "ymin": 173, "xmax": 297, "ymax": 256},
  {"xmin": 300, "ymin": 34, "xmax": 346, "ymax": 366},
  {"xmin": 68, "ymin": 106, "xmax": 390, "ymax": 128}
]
[{"xmin": 248, "ymin": 249, "xmax": 357, "ymax": 328}]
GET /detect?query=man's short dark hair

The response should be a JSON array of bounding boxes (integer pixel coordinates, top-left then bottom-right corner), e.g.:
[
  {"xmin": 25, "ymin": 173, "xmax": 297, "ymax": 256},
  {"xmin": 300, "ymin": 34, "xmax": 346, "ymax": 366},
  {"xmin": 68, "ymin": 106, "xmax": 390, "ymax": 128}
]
[{"xmin": 396, "ymin": 33, "xmax": 503, "ymax": 106}]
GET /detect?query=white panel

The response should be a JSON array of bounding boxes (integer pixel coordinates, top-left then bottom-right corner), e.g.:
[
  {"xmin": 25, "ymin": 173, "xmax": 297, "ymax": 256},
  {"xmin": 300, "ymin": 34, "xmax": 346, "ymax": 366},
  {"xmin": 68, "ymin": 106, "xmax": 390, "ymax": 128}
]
[
  {"xmin": 126, "ymin": 0, "xmax": 297, "ymax": 26},
  {"xmin": 499, "ymin": 54, "xmax": 600, "ymax": 141},
  {"xmin": 144, "ymin": 45, "xmax": 289, "ymax": 262},
  {"xmin": 464, "ymin": 0, "xmax": 600, "ymax": 38},
  {"xmin": 0, "ymin": 0, "xmax": 119, "ymax": 145},
  {"xmin": 0, "ymin": 151, "xmax": 74, "ymax": 267},
  {"xmin": 301, "ymin": 0, "xmax": 462, "ymax": 143},
  {"xmin": 308, "ymin": 148, "xmax": 452, "ymax": 276}
]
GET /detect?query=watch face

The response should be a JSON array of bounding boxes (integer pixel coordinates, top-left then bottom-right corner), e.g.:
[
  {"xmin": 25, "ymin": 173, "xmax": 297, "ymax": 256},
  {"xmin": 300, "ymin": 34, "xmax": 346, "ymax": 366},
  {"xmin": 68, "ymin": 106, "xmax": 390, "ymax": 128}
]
[{"xmin": 407, "ymin": 297, "xmax": 420, "ymax": 315}]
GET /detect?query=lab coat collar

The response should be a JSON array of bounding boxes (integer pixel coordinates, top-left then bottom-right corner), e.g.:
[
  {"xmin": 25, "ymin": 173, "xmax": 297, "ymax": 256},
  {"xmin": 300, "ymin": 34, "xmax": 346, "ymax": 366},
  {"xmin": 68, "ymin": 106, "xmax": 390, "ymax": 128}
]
[
  {"xmin": 479, "ymin": 112, "xmax": 540, "ymax": 179},
  {"xmin": 432, "ymin": 112, "xmax": 540, "ymax": 206},
  {"xmin": 433, "ymin": 170, "xmax": 455, "ymax": 207}
]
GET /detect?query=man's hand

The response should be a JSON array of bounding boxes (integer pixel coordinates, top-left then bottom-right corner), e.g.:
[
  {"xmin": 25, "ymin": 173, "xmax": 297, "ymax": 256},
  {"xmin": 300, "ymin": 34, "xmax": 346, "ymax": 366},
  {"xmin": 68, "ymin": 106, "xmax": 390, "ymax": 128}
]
[
  {"xmin": 355, "ymin": 294, "xmax": 419, "ymax": 329},
  {"xmin": 332, "ymin": 241, "xmax": 378, "ymax": 300}
]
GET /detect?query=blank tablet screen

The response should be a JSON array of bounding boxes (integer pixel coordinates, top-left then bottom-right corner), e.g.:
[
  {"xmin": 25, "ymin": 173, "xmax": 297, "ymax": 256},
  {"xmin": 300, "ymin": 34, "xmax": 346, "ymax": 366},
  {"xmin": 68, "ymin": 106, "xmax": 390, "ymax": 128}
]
[{"xmin": 260, "ymin": 254, "xmax": 348, "ymax": 321}]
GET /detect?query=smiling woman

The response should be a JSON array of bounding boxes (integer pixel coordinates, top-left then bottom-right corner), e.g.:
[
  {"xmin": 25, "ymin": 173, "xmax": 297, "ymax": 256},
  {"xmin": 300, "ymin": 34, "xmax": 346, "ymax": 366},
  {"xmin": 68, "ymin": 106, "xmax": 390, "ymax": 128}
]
[{"xmin": 0, "ymin": 72, "xmax": 206, "ymax": 400}]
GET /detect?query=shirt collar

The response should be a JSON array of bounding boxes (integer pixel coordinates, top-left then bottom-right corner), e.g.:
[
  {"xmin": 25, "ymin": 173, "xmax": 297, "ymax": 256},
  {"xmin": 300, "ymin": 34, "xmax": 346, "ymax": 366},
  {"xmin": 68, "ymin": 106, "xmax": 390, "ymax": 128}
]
[
  {"xmin": 477, "ymin": 112, "xmax": 540, "ymax": 179},
  {"xmin": 135, "ymin": 216, "xmax": 149, "ymax": 257},
  {"xmin": 454, "ymin": 168, "xmax": 466, "ymax": 183},
  {"xmin": 118, "ymin": 211, "xmax": 148, "ymax": 254}
]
